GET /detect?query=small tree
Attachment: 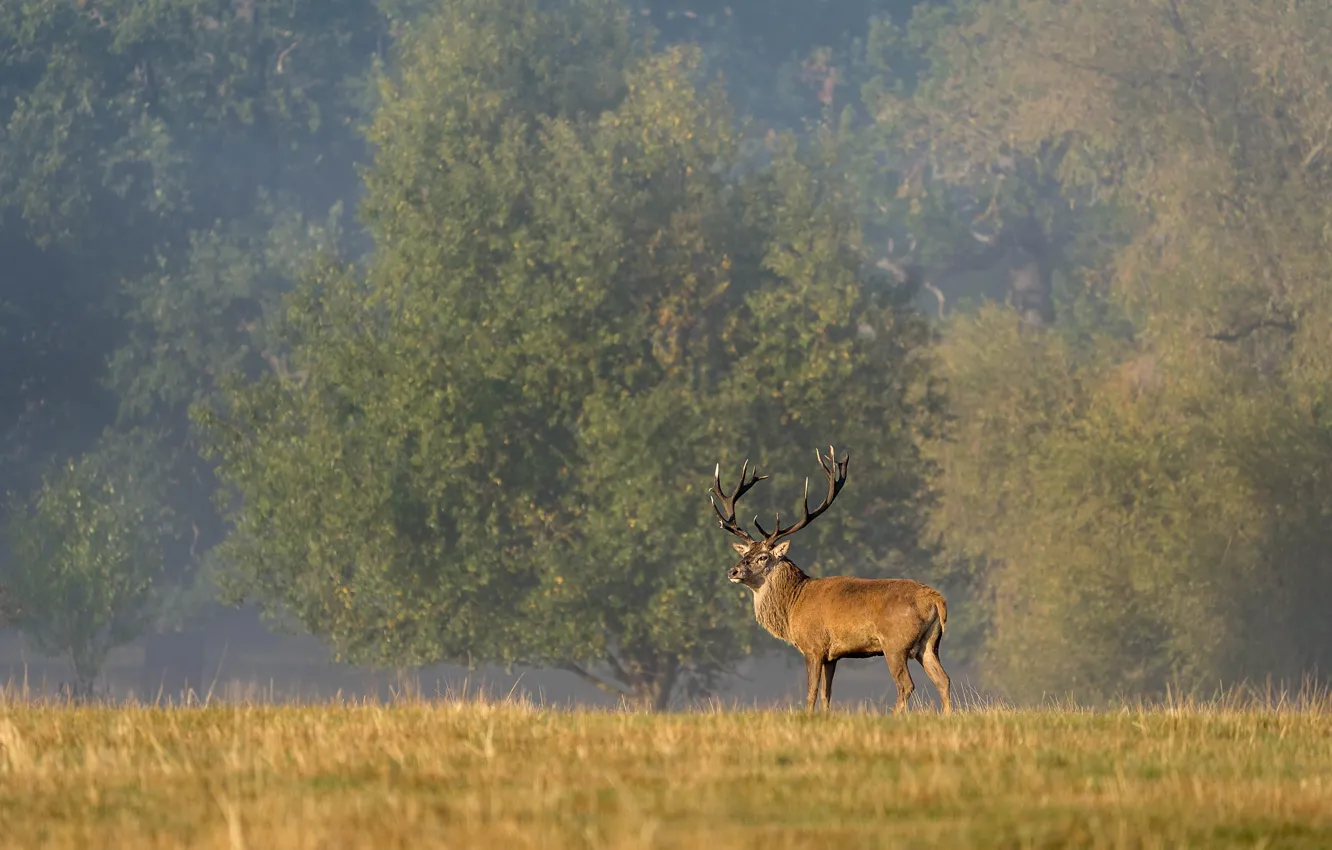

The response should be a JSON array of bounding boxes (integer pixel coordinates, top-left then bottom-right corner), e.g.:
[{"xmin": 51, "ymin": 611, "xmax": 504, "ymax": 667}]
[{"xmin": 3, "ymin": 431, "xmax": 176, "ymax": 698}]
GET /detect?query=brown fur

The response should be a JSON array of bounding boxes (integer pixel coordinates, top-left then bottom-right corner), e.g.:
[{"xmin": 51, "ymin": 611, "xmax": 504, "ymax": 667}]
[
  {"xmin": 712, "ymin": 449, "xmax": 952, "ymax": 714},
  {"xmin": 728, "ymin": 539, "xmax": 951, "ymax": 715}
]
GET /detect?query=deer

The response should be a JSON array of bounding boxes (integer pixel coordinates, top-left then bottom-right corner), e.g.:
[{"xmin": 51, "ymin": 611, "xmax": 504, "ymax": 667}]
[{"xmin": 710, "ymin": 448, "xmax": 951, "ymax": 715}]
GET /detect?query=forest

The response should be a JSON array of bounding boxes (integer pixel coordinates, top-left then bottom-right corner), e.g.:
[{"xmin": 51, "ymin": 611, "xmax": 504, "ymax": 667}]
[{"xmin": 2, "ymin": 0, "xmax": 1330, "ymax": 709}]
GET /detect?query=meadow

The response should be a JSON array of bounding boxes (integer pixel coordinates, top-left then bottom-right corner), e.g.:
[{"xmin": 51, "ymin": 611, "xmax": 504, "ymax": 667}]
[{"xmin": 1, "ymin": 690, "xmax": 1331, "ymax": 849}]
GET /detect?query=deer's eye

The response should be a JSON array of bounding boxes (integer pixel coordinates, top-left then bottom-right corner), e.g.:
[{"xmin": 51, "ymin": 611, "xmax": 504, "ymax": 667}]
[{"xmin": 757, "ymin": 553, "xmax": 768, "ymax": 563}]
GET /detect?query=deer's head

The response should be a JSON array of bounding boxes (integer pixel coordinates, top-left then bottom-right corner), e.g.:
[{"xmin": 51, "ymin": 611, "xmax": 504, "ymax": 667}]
[{"xmin": 709, "ymin": 447, "xmax": 849, "ymax": 591}]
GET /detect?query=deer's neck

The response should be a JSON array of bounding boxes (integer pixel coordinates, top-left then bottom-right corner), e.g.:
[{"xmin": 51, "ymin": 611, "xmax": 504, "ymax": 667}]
[{"xmin": 753, "ymin": 560, "xmax": 810, "ymax": 643}]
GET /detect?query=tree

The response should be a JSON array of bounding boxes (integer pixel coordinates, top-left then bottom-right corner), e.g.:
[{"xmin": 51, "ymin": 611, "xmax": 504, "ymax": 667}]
[
  {"xmin": 843, "ymin": 3, "xmax": 1128, "ymax": 331},
  {"xmin": 640, "ymin": 0, "xmax": 928, "ymax": 126},
  {"xmin": 0, "ymin": 2, "xmax": 402, "ymax": 681},
  {"xmin": 916, "ymin": 0, "xmax": 1332, "ymax": 700},
  {"xmin": 3, "ymin": 430, "xmax": 177, "ymax": 698},
  {"xmin": 199, "ymin": 0, "xmax": 943, "ymax": 709},
  {"xmin": 0, "ymin": 0, "xmax": 395, "ymax": 536}
]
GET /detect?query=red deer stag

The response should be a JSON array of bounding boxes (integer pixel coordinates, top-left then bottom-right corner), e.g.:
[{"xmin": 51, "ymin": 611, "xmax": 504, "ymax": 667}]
[{"xmin": 710, "ymin": 448, "xmax": 951, "ymax": 714}]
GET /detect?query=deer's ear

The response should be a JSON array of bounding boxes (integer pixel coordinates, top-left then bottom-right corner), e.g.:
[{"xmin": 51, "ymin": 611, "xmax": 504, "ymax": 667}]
[
  {"xmin": 731, "ymin": 541, "xmax": 752, "ymax": 555},
  {"xmin": 771, "ymin": 540, "xmax": 791, "ymax": 558}
]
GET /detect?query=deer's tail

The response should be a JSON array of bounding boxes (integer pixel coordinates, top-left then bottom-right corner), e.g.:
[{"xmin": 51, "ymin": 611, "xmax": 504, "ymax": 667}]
[{"xmin": 919, "ymin": 587, "xmax": 947, "ymax": 635}]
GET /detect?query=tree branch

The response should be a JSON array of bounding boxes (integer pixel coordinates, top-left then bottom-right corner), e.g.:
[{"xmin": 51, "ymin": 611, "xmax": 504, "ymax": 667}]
[
  {"xmin": 1206, "ymin": 318, "xmax": 1296, "ymax": 343},
  {"xmin": 923, "ymin": 282, "xmax": 947, "ymax": 319},
  {"xmin": 603, "ymin": 646, "xmax": 639, "ymax": 692}
]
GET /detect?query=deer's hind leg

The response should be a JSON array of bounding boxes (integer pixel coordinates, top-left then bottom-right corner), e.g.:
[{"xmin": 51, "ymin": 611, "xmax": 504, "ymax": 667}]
[
  {"xmin": 885, "ymin": 650, "xmax": 915, "ymax": 715},
  {"xmin": 920, "ymin": 627, "xmax": 952, "ymax": 715}
]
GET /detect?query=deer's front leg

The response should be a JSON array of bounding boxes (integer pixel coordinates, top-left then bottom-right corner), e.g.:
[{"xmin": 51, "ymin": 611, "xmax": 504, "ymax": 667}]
[
  {"xmin": 821, "ymin": 658, "xmax": 838, "ymax": 711},
  {"xmin": 803, "ymin": 653, "xmax": 822, "ymax": 712}
]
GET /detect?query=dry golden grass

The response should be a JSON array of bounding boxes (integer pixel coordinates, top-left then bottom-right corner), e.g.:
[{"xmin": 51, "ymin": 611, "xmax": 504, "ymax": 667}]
[{"xmin": 1, "ymin": 689, "xmax": 1331, "ymax": 849}]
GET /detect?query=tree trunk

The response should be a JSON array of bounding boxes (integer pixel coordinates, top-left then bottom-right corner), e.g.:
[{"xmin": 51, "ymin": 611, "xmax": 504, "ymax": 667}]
[
  {"xmin": 1008, "ymin": 246, "xmax": 1054, "ymax": 327},
  {"xmin": 565, "ymin": 656, "xmax": 682, "ymax": 711},
  {"xmin": 68, "ymin": 648, "xmax": 100, "ymax": 704},
  {"xmin": 629, "ymin": 661, "xmax": 680, "ymax": 712}
]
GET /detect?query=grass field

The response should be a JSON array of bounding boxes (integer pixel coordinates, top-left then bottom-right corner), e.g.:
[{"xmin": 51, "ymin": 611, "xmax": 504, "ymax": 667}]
[{"xmin": 1, "ymin": 692, "xmax": 1331, "ymax": 849}]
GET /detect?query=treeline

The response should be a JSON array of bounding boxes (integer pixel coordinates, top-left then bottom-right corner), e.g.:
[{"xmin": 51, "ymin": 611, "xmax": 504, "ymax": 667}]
[{"xmin": 1, "ymin": 0, "xmax": 1329, "ymax": 706}]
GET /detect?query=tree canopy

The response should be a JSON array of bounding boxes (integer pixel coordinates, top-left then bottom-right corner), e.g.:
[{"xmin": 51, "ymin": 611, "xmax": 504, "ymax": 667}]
[
  {"xmin": 3, "ymin": 429, "xmax": 178, "ymax": 696},
  {"xmin": 198, "ymin": 0, "xmax": 943, "ymax": 708},
  {"xmin": 0, "ymin": 0, "xmax": 391, "ymax": 650},
  {"xmin": 914, "ymin": 0, "xmax": 1332, "ymax": 700}
]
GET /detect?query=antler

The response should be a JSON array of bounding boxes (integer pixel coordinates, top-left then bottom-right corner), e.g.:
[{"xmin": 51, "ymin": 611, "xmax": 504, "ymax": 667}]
[
  {"xmin": 709, "ymin": 459, "xmax": 768, "ymax": 543},
  {"xmin": 753, "ymin": 446, "xmax": 849, "ymax": 544}
]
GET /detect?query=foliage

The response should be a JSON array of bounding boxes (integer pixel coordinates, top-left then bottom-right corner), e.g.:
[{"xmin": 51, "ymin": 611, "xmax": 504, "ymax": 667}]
[
  {"xmin": 0, "ymin": 0, "xmax": 384, "ymax": 459},
  {"xmin": 0, "ymin": 0, "xmax": 396, "ymax": 645},
  {"xmin": 919, "ymin": 0, "xmax": 1332, "ymax": 700},
  {"xmin": 110, "ymin": 193, "xmax": 349, "ymax": 421},
  {"xmin": 0, "ymin": 0, "xmax": 387, "ymax": 245},
  {"xmin": 641, "ymin": 0, "xmax": 926, "ymax": 126},
  {"xmin": 2, "ymin": 430, "xmax": 178, "ymax": 694},
  {"xmin": 199, "ymin": 0, "xmax": 943, "ymax": 708}
]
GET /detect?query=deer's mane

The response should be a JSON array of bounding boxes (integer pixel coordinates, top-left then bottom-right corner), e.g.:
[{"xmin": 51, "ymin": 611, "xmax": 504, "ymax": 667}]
[{"xmin": 752, "ymin": 560, "xmax": 809, "ymax": 642}]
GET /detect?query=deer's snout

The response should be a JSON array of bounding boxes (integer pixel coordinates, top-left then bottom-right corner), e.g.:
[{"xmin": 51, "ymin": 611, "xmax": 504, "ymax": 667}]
[{"xmin": 728, "ymin": 565, "xmax": 744, "ymax": 583}]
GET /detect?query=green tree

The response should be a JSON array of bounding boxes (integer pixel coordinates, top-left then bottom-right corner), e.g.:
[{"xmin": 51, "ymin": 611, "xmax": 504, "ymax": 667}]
[
  {"xmin": 0, "ymin": 0, "xmax": 387, "ymax": 245},
  {"xmin": 199, "ymin": 0, "xmax": 943, "ymax": 708},
  {"xmin": 3, "ymin": 430, "xmax": 177, "ymax": 698},
  {"xmin": 111, "ymin": 193, "xmax": 350, "ymax": 420},
  {"xmin": 642, "ymin": 0, "xmax": 928, "ymax": 126},
  {"xmin": 0, "ymin": 1, "xmax": 398, "ymax": 655},
  {"xmin": 847, "ymin": 3, "xmax": 1126, "ymax": 331},
  {"xmin": 918, "ymin": 0, "xmax": 1332, "ymax": 701}
]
